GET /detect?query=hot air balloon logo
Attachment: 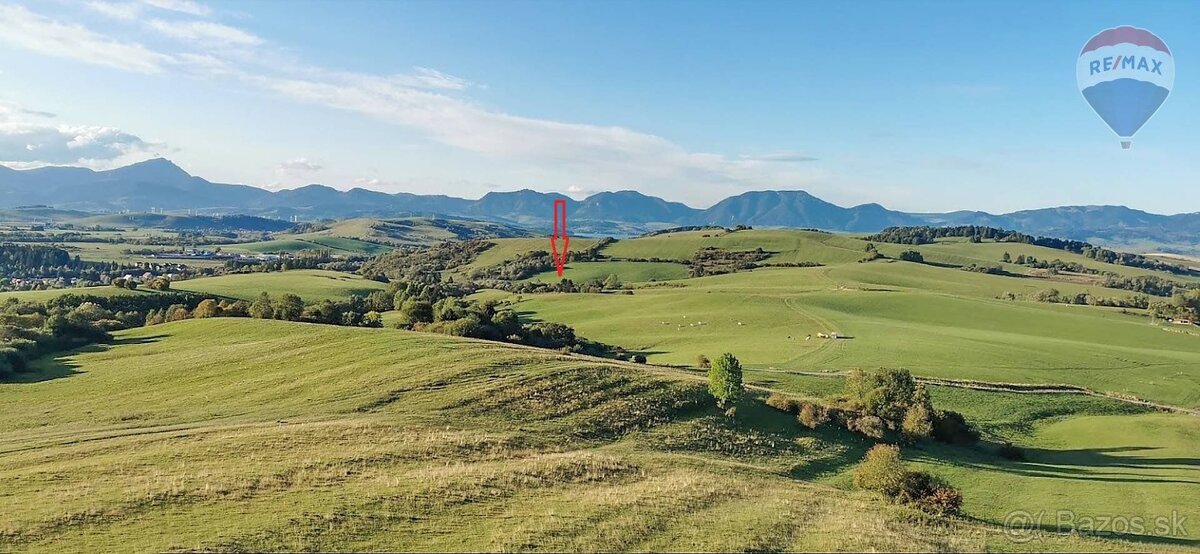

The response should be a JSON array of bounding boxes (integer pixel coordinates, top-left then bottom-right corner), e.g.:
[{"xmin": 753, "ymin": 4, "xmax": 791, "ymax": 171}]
[{"xmin": 1077, "ymin": 26, "xmax": 1173, "ymax": 149}]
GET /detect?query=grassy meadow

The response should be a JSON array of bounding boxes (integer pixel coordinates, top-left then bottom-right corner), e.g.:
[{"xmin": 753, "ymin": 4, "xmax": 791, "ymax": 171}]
[
  {"xmin": 1, "ymin": 319, "xmax": 1187, "ymax": 552},
  {"xmin": 747, "ymin": 370, "xmax": 1200, "ymax": 547},
  {"xmin": 4, "ymin": 225, "xmax": 1200, "ymax": 552},
  {"xmin": 498, "ymin": 231, "xmax": 1200, "ymax": 408},
  {"xmin": 171, "ymin": 270, "xmax": 387, "ymax": 302},
  {"xmin": 0, "ymin": 285, "xmax": 156, "ymax": 303}
]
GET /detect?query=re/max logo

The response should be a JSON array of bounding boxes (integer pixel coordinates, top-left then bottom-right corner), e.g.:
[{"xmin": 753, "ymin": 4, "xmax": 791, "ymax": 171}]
[{"xmin": 1089, "ymin": 55, "xmax": 1164, "ymax": 75}]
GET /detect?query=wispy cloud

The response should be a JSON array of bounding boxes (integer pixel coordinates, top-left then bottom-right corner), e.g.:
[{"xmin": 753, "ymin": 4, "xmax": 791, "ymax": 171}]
[
  {"xmin": 742, "ymin": 152, "xmax": 819, "ymax": 163},
  {"xmin": 411, "ymin": 66, "xmax": 475, "ymax": 91},
  {"xmin": 140, "ymin": 0, "xmax": 211, "ymax": 17},
  {"xmin": 85, "ymin": 1, "xmax": 141, "ymax": 20},
  {"xmin": 0, "ymin": 99, "xmax": 56, "ymax": 119},
  {"xmin": 0, "ymin": 2, "xmax": 826, "ymax": 200},
  {"xmin": 146, "ymin": 19, "xmax": 262, "ymax": 46},
  {"xmin": 0, "ymin": 4, "xmax": 173, "ymax": 73}
]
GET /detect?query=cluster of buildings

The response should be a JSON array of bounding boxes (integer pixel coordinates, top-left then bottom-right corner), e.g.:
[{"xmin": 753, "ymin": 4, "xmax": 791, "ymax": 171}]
[{"xmin": 145, "ymin": 249, "xmax": 281, "ymax": 262}]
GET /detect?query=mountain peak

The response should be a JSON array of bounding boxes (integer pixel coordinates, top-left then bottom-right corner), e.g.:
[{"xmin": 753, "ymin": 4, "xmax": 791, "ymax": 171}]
[{"xmin": 105, "ymin": 157, "xmax": 192, "ymax": 182}]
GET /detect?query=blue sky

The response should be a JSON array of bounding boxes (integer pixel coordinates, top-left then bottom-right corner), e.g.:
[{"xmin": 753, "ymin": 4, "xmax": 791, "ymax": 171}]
[{"xmin": 0, "ymin": 0, "xmax": 1197, "ymax": 213}]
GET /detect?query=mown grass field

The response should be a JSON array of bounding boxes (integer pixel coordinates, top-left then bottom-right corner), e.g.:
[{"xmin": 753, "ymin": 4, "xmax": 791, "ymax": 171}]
[
  {"xmin": 172, "ymin": 270, "xmax": 387, "ymax": 302},
  {"xmin": 215, "ymin": 235, "xmax": 392, "ymax": 255},
  {"xmin": 452, "ymin": 237, "xmax": 604, "ymax": 278},
  {"xmin": 494, "ymin": 230, "xmax": 1200, "ymax": 408},
  {"xmin": 747, "ymin": 370, "xmax": 1200, "ymax": 547},
  {"xmin": 0, "ymin": 319, "xmax": 1180, "ymax": 552},
  {"xmin": 595, "ymin": 229, "xmax": 1200, "ymax": 282},
  {"xmin": 0, "ymin": 285, "xmax": 156, "ymax": 303},
  {"xmin": 526, "ymin": 261, "xmax": 690, "ymax": 283}
]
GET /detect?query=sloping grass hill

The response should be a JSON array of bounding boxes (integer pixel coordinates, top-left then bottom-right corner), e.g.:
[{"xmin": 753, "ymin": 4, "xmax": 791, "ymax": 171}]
[
  {"xmin": 0, "ymin": 319, "xmax": 1143, "ymax": 552},
  {"xmin": 171, "ymin": 269, "xmax": 387, "ymax": 302}
]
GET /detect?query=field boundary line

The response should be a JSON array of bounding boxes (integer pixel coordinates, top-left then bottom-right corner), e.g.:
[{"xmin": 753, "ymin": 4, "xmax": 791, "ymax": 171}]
[{"xmin": 748, "ymin": 368, "xmax": 1200, "ymax": 417}]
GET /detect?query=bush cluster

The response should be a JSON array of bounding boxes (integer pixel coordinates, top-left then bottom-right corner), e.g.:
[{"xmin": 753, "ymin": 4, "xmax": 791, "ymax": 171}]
[{"xmin": 852, "ymin": 444, "xmax": 963, "ymax": 516}]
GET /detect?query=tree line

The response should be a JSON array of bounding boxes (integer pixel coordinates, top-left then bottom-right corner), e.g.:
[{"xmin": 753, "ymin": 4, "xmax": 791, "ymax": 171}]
[{"xmin": 867, "ymin": 226, "xmax": 1196, "ymax": 276}]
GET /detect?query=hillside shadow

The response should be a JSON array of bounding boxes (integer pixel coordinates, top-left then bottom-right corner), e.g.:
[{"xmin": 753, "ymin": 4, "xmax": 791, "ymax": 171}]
[
  {"xmin": 2, "ymin": 357, "xmax": 83, "ymax": 383},
  {"xmin": 628, "ymin": 349, "xmax": 669, "ymax": 357},
  {"xmin": 0, "ymin": 334, "xmax": 166, "ymax": 384},
  {"xmin": 682, "ymin": 395, "xmax": 874, "ymax": 481},
  {"xmin": 912, "ymin": 442, "xmax": 1200, "ymax": 486}
]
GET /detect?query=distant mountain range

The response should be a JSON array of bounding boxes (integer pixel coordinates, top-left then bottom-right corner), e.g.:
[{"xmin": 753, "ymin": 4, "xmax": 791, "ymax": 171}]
[{"xmin": 1, "ymin": 158, "xmax": 1197, "ymax": 249}]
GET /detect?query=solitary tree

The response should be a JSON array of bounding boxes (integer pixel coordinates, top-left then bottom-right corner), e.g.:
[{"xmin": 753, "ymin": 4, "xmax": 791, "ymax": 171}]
[{"xmin": 707, "ymin": 352, "xmax": 743, "ymax": 408}]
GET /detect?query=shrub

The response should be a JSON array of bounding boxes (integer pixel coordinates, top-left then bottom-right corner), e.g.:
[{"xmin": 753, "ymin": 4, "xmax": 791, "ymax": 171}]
[
  {"xmin": 696, "ymin": 354, "xmax": 711, "ymax": 368},
  {"xmin": 361, "ymin": 311, "xmax": 383, "ymax": 328},
  {"xmin": 919, "ymin": 485, "xmax": 964, "ymax": 516},
  {"xmin": 192, "ymin": 299, "xmax": 221, "ymax": 319},
  {"xmin": 853, "ymin": 444, "xmax": 963, "ymax": 516},
  {"xmin": 898, "ymin": 250, "xmax": 925, "ymax": 263},
  {"xmin": 524, "ymin": 321, "xmax": 577, "ymax": 349},
  {"xmin": 707, "ymin": 352, "xmax": 743, "ymax": 408},
  {"xmin": 603, "ymin": 274, "xmax": 622, "ymax": 290},
  {"xmin": 852, "ymin": 444, "xmax": 906, "ymax": 495},
  {"xmin": 398, "ymin": 299, "xmax": 434, "ymax": 325},
  {"xmin": 797, "ymin": 402, "xmax": 830, "ymax": 429},
  {"xmin": 848, "ymin": 415, "xmax": 886, "ymax": 438},
  {"xmin": 765, "ymin": 392, "xmax": 800, "ymax": 414},
  {"xmin": 932, "ymin": 410, "xmax": 979, "ymax": 444},
  {"xmin": 901, "ymin": 404, "xmax": 934, "ymax": 440},
  {"xmin": 145, "ymin": 277, "xmax": 171, "ymax": 291},
  {"xmin": 895, "ymin": 471, "xmax": 962, "ymax": 516}
]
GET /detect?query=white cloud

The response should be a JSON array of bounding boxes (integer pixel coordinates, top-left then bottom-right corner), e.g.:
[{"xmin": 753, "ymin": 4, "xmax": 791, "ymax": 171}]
[
  {"xmin": 140, "ymin": 0, "xmax": 211, "ymax": 17},
  {"xmin": 0, "ymin": 99, "xmax": 154, "ymax": 167},
  {"xmin": 0, "ymin": 99, "xmax": 55, "ymax": 119},
  {"xmin": 85, "ymin": 1, "xmax": 142, "ymax": 20},
  {"xmin": 0, "ymin": 4, "xmax": 172, "ymax": 73},
  {"xmin": 353, "ymin": 177, "xmax": 388, "ymax": 188},
  {"xmin": 277, "ymin": 157, "xmax": 323, "ymax": 173},
  {"xmin": 147, "ymin": 19, "xmax": 262, "ymax": 46},
  {"xmin": 0, "ymin": 4, "xmax": 826, "ymax": 203},
  {"xmin": 0, "ymin": 122, "xmax": 152, "ymax": 164},
  {"xmin": 411, "ymin": 67, "xmax": 475, "ymax": 90},
  {"xmin": 258, "ymin": 71, "xmax": 823, "ymax": 194},
  {"xmin": 743, "ymin": 152, "xmax": 819, "ymax": 163}
]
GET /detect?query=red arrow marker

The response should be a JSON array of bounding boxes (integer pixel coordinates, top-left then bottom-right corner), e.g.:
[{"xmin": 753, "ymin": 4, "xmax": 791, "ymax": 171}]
[{"xmin": 551, "ymin": 199, "xmax": 569, "ymax": 277}]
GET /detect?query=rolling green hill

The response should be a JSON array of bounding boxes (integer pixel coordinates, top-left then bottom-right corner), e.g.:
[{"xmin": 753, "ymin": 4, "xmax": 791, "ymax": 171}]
[
  {"xmin": 0, "ymin": 286, "xmax": 156, "ymax": 303},
  {"xmin": 526, "ymin": 261, "xmax": 690, "ymax": 283},
  {"xmin": 495, "ymin": 229, "xmax": 1200, "ymax": 408},
  {"xmin": 171, "ymin": 270, "xmax": 387, "ymax": 302},
  {"xmin": 0, "ymin": 319, "xmax": 1180, "ymax": 552},
  {"xmin": 209, "ymin": 217, "xmax": 536, "ymax": 256},
  {"xmin": 218, "ymin": 235, "xmax": 392, "ymax": 255}
]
